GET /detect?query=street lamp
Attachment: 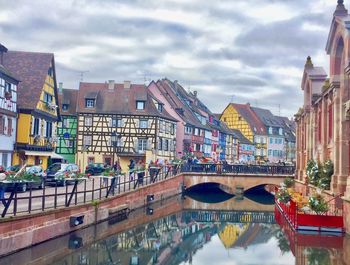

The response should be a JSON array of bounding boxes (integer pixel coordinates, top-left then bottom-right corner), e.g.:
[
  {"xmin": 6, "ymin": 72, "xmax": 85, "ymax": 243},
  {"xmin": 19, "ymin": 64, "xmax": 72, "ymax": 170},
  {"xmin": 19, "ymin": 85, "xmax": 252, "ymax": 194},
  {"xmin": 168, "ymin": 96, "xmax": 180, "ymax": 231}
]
[{"xmin": 111, "ymin": 131, "xmax": 121, "ymax": 165}]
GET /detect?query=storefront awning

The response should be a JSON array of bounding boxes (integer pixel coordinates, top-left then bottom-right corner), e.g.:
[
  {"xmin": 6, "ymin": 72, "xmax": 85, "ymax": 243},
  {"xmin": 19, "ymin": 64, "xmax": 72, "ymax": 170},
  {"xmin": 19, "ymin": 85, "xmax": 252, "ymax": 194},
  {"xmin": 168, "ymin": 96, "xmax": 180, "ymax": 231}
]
[{"xmin": 24, "ymin": 150, "xmax": 64, "ymax": 159}]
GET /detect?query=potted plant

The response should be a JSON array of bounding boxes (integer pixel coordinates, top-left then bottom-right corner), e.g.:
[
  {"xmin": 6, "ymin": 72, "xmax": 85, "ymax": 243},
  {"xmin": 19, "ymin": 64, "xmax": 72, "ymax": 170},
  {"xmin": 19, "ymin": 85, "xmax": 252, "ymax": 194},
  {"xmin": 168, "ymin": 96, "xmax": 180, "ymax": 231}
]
[
  {"xmin": 276, "ymin": 187, "xmax": 291, "ymax": 204},
  {"xmin": 318, "ymin": 160, "xmax": 333, "ymax": 190},
  {"xmin": 308, "ymin": 192, "xmax": 328, "ymax": 214},
  {"xmin": 306, "ymin": 160, "xmax": 320, "ymax": 186}
]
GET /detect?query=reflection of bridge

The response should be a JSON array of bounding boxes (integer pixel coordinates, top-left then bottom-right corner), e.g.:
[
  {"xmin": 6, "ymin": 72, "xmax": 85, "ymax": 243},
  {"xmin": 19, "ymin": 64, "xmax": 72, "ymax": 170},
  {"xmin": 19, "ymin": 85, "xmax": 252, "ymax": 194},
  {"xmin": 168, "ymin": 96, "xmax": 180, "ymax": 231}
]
[
  {"xmin": 183, "ymin": 210, "xmax": 276, "ymax": 224},
  {"xmin": 183, "ymin": 195, "xmax": 275, "ymax": 212}
]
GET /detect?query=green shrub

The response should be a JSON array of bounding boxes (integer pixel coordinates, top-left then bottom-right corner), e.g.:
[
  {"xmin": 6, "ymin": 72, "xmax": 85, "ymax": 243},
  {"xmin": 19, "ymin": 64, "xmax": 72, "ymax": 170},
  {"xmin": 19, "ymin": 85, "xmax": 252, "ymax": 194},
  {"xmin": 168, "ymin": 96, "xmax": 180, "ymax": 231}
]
[
  {"xmin": 276, "ymin": 188, "xmax": 291, "ymax": 204},
  {"xmin": 318, "ymin": 160, "xmax": 333, "ymax": 190},
  {"xmin": 308, "ymin": 193, "xmax": 328, "ymax": 214},
  {"xmin": 283, "ymin": 177, "xmax": 294, "ymax": 188}
]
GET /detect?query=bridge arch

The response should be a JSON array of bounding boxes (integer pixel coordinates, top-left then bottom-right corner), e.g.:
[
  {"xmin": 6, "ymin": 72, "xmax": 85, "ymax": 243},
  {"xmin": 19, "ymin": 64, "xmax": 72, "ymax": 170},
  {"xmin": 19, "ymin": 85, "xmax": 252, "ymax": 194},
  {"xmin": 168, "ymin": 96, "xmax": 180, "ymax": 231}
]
[{"xmin": 183, "ymin": 174, "xmax": 286, "ymax": 195}]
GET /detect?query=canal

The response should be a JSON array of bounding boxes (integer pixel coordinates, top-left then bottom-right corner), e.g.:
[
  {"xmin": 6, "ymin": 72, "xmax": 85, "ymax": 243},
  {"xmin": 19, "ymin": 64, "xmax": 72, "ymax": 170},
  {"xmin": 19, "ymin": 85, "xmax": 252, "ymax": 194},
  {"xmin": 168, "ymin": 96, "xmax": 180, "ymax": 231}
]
[{"xmin": 0, "ymin": 186, "xmax": 348, "ymax": 265}]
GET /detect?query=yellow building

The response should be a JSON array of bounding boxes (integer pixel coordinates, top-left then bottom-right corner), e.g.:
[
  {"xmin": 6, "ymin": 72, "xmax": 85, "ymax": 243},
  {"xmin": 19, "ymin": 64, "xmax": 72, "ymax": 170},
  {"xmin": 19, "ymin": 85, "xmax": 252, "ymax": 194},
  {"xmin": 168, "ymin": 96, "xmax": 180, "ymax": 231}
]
[
  {"xmin": 3, "ymin": 51, "xmax": 60, "ymax": 169},
  {"xmin": 221, "ymin": 103, "xmax": 267, "ymax": 161},
  {"xmin": 218, "ymin": 224, "xmax": 249, "ymax": 248},
  {"xmin": 76, "ymin": 81, "xmax": 177, "ymax": 172}
]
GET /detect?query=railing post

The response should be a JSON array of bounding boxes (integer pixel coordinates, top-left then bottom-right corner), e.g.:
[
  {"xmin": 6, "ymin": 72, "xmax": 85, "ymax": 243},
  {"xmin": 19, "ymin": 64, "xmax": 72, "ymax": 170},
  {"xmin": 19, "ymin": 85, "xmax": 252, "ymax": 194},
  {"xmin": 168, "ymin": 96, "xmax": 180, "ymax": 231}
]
[
  {"xmin": 54, "ymin": 182, "xmax": 58, "ymax": 209},
  {"xmin": 29, "ymin": 185, "xmax": 32, "ymax": 213},
  {"xmin": 42, "ymin": 182, "xmax": 45, "ymax": 212}
]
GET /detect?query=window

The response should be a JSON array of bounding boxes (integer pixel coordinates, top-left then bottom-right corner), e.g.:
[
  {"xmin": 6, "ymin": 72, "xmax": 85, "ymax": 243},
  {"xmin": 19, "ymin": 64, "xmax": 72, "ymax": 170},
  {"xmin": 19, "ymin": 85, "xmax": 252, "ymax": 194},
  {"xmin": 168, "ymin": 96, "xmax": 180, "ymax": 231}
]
[
  {"xmin": 268, "ymin": 127, "xmax": 273, "ymax": 134},
  {"xmin": 88, "ymin": 157, "xmax": 95, "ymax": 164},
  {"xmin": 46, "ymin": 121, "xmax": 52, "ymax": 138},
  {"xmin": 85, "ymin": 99, "xmax": 95, "ymax": 108},
  {"xmin": 139, "ymin": 119, "xmax": 148, "ymax": 128},
  {"xmin": 65, "ymin": 139, "xmax": 74, "ymax": 147},
  {"xmin": 62, "ymin": 104, "xmax": 68, "ymax": 111},
  {"xmin": 170, "ymin": 124, "xmax": 175, "ymax": 135},
  {"xmin": 85, "ymin": 117, "xmax": 92, "ymax": 126},
  {"xmin": 7, "ymin": 118, "xmax": 12, "ymax": 136},
  {"xmin": 2, "ymin": 153, "xmax": 8, "ymax": 167},
  {"xmin": 269, "ymin": 138, "xmax": 273, "ymax": 144},
  {"xmin": 83, "ymin": 135, "xmax": 92, "ymax": 146},
  {"xmin": 138, "ymin": 138, "xmax": 147, "ymax": 152},
  {"xmin": 274, "ymin": 138, "xmax": 278, "ymax": 144},
  {"xmin": 136, "ymin": 101, "xmax": 145, "ymax": 110},
  {"xmin": 164, "ymin": 139, "xmax": 169, "ymax": 151},
  {"xmin": 63, "ymin": 118, "xmax": 70, "ymax": 128},
  {"xmin": 185, "ymin": 126, "xmax": 192, "ymax": 134},
  {"xmin": 44, "ymin": 92, "xmax": 53, "ymax": 103},
  {"xmin": 0, "ymin": 115, "xmax": 3, "ymax": 134},
  {"xmin": 112, "ymin": 118, "xmax": 122, "ymax": 127},
  {"xmin": 33, "ymin": 118, "xmax": 40, "ymax": 135},
  {"xmin": 157, "ymin": 103, "xmax": 163, "ymax": 112},
  {"xmin": 194, "ymin": 128, "xmax": 199, "ymax": 136},
  {"xmin": 158, "ymin": 137, "xmax": 163, "ymax": 150},
  {"xmin": 279, "ymin": 128, "xmax": 283, "ymax": 135},
  {"xmin": 48, "ymin": 67, "xmax": 53, "ymax": 77}
]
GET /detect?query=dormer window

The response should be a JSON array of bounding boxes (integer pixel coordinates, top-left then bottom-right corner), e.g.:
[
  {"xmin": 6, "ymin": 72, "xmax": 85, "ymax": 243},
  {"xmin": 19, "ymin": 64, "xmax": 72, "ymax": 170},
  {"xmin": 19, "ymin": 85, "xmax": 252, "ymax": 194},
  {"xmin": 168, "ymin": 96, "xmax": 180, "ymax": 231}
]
[
  {"xmin": 62, "ymin": 104, "xmax": 68, "ymax": 111},
  {"xmin": 279, "ymin": 128, "xmax": 283, "ymax": 135},
  {"xmin": 268, "ymin": 127, "xmax": 273, "ymax": 134},
  {"xmin": 85, "ymin": 99, "xmax": 95, "ymax": 108},
  {"xmin": 157, "ymin": 103, "xmax": 163, "ymax": 112},
  {"xmin": 136, "ymin": 100, "xmax": 145, "ymax": 110}
]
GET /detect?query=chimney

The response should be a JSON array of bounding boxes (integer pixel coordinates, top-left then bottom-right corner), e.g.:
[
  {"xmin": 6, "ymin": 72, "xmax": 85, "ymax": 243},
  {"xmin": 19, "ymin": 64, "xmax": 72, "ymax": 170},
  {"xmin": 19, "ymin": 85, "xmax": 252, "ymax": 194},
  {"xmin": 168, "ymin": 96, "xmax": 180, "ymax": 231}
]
[
  {"xmin": 0, "ymin": 43, "xmax": 8, "ymax": 65},
  {"xmin": 124, "ymin": 80, "xmax": 131, "ymax": 89},
  {"xmin": 108, "ymin": 80, "xmax": 115, "ymax": 90},
  {"xmin": 58, "ymin": 82, "xmax": 63, "ymax": 94}
]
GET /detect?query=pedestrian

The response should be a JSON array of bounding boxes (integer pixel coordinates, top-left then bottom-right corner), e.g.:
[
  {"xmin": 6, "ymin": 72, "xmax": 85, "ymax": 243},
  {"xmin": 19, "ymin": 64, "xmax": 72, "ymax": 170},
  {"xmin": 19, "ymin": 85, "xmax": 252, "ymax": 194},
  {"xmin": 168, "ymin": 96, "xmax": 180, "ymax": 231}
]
[
  {"xmin": 128, "ymin": 159, "xmax": 135, "ymax": 180},
  {"xmin": 136, "ymin": 160, "xmax": 145, "ymax": 186},
  {"xmin": 113, "ymin": 158, "xmax": 121, "ymax": 189},
  {"xmin": 148, "ymin": 160, "xmax": 156, "ymax": 182}
]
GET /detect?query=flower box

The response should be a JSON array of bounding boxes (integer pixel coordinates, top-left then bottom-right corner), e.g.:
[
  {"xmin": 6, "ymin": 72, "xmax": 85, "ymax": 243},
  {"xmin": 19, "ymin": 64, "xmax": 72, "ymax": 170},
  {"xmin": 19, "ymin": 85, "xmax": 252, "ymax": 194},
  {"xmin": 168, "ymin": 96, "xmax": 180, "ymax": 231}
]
[{"xmin": 275, "ymin": 187, "xmax": 344, "ymax": 233}]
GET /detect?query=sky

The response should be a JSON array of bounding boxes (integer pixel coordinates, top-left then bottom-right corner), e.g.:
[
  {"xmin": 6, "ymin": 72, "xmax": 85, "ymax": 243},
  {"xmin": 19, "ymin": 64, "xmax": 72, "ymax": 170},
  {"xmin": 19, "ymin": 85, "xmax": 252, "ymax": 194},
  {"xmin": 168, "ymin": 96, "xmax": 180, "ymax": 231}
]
[{"xmin": 0, "ymin": 0, "xmax": 340, "ymax": 117}]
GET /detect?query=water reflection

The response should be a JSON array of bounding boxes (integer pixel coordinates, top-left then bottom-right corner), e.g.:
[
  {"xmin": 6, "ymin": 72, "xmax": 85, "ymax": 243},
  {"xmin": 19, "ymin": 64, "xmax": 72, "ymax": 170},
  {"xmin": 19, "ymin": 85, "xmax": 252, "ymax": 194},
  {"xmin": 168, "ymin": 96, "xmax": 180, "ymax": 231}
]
[{"xmin": 0, "ymin": 189, "xmax": 349, "ymax": 265}]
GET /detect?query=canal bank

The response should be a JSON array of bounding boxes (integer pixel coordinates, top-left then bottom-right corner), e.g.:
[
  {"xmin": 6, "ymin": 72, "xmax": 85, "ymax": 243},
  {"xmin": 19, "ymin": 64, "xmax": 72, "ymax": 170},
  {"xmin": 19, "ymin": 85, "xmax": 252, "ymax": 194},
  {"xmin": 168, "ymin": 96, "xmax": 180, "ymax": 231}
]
[
  {"xmin": 1, "ymin": 191, "xmax": 350, "ymax": 265},
  {"xmin": 0, "ymin": 174, "xmax": 184, "ymax": 257}
]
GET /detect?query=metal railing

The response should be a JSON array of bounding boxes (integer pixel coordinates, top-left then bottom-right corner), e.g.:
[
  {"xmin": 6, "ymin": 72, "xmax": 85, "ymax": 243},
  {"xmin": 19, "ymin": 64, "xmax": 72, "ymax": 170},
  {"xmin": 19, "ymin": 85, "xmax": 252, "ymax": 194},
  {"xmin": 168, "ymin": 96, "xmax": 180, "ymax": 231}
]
[
  {"xmin": 180, "ymin": 163, "xmax": 295, "ymax": 175},
  {"xmin": 0, "ymin": 164, "xmax": 295, "ymax": 218}
]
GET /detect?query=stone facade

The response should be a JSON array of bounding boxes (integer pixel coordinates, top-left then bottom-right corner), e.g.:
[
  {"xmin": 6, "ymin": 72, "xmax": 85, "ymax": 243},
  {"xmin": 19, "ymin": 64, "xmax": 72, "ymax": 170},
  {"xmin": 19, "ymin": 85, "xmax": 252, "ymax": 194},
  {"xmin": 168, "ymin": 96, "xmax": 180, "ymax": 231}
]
[{"xmin": 295, "ymin": 1, "xmax": 350, "ymax": 198}]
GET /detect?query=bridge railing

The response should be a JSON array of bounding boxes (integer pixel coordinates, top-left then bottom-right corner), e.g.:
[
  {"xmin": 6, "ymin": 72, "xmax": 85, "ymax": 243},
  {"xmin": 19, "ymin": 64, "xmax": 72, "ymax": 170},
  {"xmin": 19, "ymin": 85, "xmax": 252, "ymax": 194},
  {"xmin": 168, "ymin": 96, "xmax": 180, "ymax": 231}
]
[{"xmin": 180, "ymin": 163, "xmax": 295, "ymax": 176}]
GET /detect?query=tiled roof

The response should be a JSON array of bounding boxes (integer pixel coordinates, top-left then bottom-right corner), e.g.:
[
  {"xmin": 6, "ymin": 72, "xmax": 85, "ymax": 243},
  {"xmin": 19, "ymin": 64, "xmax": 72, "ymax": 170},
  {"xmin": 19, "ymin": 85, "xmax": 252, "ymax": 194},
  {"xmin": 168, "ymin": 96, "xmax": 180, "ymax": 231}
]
[
  {"xmin": 2, "ymin": 51, "xmax": 54, "ymax": 110},
  {"xmin": 230, "ymin": 103, "xmax": 266, "ymax": 135},
  {"xmin": 231, "ymin": 128, "xmax": 253, "ymax": 145},
  {"xmin": 251, "ymin": 107, "xmax": 284, "ymax": 128},
  {"xmin": 58, "ymin": 88, "xmax": 78, "ymax": 116},
  {"xmin": 276, "ymin": 116, "xmax": 296, "ymax": 142},
  {"xmin": 77, "ymin": 82, "xmax": 177, "ymax": 121},
  {"xmin": 156, "ymin": 79, "xmax": 205, "ymax": 128},
  {"xmin": 0, "ymin": 64, "xmax": 19, "ymax": 81}
]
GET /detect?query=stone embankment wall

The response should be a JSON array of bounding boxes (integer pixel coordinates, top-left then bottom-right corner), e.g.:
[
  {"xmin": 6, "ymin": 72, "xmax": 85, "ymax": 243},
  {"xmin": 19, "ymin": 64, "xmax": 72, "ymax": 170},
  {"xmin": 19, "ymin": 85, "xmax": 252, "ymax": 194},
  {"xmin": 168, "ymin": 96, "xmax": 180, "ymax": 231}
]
[{"xmin": 0, "ymin": 174, "xmax": 184, "ymax": 257}]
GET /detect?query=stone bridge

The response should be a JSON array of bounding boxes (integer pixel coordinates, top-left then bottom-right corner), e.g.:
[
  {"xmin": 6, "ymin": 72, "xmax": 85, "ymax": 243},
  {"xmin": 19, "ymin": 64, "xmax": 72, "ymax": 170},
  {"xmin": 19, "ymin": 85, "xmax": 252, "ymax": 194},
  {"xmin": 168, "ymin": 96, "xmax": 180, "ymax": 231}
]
[{"xmin": 182, "ymin": 172, "xmax": 292, "ymax": 195}]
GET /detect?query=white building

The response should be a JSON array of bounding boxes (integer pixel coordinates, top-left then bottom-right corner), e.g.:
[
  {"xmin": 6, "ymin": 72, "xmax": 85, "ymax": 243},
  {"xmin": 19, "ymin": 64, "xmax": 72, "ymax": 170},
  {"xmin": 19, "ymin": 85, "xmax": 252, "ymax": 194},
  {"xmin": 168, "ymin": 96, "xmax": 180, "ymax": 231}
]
[{"xmin": 0, "ymin": 44, "xmax": 18, "ymax": 168}]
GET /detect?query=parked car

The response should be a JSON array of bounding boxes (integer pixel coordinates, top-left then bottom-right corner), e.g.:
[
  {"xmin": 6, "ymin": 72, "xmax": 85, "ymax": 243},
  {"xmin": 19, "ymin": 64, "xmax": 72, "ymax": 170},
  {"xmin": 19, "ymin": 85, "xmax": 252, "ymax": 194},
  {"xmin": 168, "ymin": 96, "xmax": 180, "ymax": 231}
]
[
  {"xmin": 3, "ymin": 165, "xmax": 46, "ymax": 192},
  {"xmin": 85, "ymin": 163, "xmax": 108, "ymax": 175},
  {"xmin": 46, "ymin": 163, "xmax": 79, "ymax": 186}
]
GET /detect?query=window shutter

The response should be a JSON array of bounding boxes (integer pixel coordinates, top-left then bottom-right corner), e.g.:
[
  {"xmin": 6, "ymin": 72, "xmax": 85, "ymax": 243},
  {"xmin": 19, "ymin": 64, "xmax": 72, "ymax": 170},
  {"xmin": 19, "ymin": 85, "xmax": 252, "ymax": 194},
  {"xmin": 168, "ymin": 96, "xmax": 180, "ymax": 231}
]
[
  {"xmin": 37, "ymin": 119, "xmax": 41, "ymax": 136},
  {"xmin": 135, "ymin": 119, "xmax": 139, "ymax": 128},
  {"xmin": 148, "ymin": 119, "xmax": 152, "ymax": 128},
  {"xmin": 43, "ymin": 120, "xmax": 47, "ymax": 137},
  {"xmin": 134, "ymin": 138, "xmax": 139, "ymax": 152},
  {"xmin": 7, "ymin": 118, "xmax": 12, "ymax": 136}
]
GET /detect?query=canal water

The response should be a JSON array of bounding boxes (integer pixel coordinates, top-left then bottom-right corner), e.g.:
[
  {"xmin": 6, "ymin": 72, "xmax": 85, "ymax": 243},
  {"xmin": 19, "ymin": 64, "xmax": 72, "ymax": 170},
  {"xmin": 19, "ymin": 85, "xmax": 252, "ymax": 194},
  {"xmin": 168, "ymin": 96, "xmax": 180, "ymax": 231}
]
[{"xmin": 0, "ymin": 187, "xmax": 348, "ymax": 265}]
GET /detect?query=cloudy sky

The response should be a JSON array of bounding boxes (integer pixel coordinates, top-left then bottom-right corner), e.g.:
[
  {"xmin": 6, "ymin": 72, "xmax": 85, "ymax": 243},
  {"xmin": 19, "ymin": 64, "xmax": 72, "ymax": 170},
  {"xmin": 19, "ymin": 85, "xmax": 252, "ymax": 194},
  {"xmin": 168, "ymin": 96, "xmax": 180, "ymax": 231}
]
[{"xmin": 0, "ymin": 0, "xmax": 339, "ymax": 117}]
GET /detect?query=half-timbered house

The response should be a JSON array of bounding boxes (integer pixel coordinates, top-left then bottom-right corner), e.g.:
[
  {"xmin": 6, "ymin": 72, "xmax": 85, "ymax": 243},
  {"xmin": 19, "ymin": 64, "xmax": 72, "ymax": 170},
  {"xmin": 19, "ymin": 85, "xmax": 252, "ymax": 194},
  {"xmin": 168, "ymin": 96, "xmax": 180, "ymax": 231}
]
[
  {"xmin": 76, "ymin": 80, "xmax": 177, "ymax": 172},
  {"xmin": 3, "ymin": 49, "xmax": 60, "ymax": 169},
  {"xmin": 56, "ymin": 84, "xmax": 78, "ymax": 163},
  {"xmin": 0, "ymin": 44, "xmax": 19, "ymax": 168}
]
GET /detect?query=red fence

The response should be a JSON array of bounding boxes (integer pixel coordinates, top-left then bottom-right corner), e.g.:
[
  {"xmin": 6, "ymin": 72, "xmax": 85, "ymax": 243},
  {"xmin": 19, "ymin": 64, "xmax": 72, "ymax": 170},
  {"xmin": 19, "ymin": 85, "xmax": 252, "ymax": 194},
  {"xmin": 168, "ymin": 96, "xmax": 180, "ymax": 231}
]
[{"xmin": 275, "ymin": 188, "xmax": 344, "ymax": 233}]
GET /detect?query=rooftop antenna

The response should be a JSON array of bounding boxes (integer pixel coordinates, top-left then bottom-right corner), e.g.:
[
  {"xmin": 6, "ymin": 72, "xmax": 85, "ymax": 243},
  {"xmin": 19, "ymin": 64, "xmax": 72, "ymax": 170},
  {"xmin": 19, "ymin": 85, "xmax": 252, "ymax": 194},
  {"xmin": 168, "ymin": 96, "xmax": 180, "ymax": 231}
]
[{"xmin": 78, "ymin": 70, "xmax": 89, "ymax": 82}]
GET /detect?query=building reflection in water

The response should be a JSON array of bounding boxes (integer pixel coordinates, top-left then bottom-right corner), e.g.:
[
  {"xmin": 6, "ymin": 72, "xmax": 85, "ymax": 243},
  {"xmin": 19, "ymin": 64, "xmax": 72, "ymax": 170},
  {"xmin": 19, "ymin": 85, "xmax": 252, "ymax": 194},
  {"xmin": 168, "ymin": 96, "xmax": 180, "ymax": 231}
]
[{"xmin": 0, "ymin": 191, "xmax": 349, "ymax": 265}]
